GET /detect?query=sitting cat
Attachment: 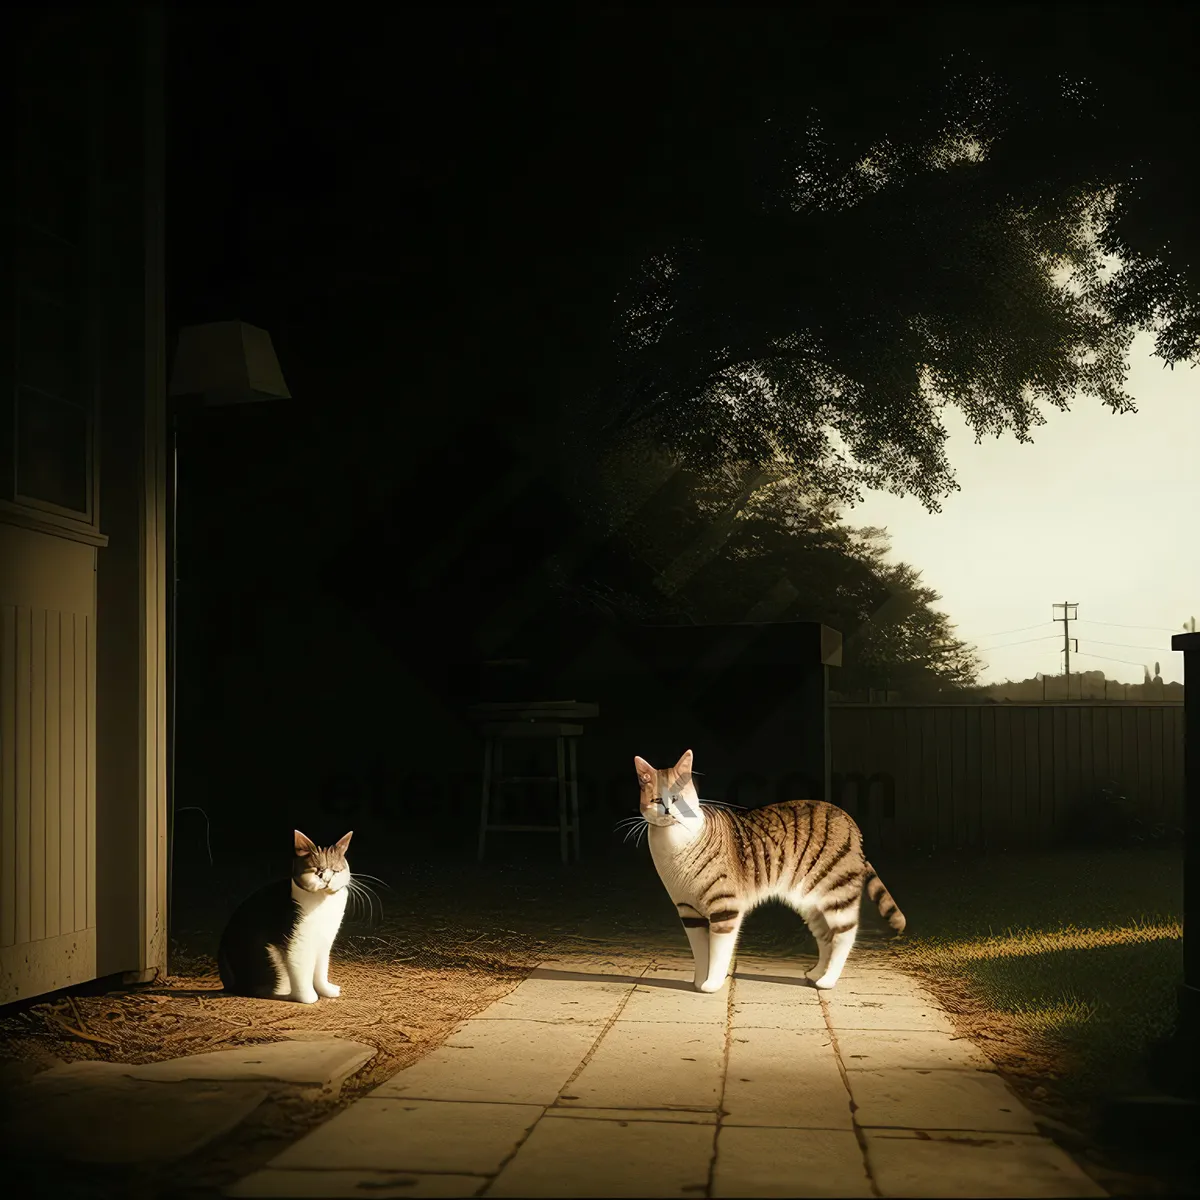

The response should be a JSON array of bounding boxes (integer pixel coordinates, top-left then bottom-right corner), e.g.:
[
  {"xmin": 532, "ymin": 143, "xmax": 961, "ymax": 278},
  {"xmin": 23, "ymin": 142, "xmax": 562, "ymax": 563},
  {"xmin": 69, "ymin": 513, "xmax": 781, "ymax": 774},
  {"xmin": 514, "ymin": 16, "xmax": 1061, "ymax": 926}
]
[
  {"xmin": 633, "ymin": 750, "xmax": 905, "ymax": 992},
  {"xmin": 218, "ymin": 829, "xmax": 353, "ymax": 1003}
]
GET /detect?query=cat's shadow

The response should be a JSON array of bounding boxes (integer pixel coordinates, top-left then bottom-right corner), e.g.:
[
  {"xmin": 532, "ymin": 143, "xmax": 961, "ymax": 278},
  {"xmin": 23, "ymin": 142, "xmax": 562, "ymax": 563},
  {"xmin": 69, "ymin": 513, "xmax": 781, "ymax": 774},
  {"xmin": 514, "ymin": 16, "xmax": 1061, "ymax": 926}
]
[{"xmin": 529, "ymin": 967, "xmax": 817, "ymax": 991}]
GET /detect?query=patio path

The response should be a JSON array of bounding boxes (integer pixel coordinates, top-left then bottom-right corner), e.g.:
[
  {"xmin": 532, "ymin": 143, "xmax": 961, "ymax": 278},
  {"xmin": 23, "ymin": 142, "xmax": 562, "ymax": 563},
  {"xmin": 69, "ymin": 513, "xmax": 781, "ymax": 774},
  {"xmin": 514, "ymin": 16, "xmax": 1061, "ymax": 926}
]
[{"xmin": 225, "ymin": 948, "xmax": 1106, "ymax": 1198}]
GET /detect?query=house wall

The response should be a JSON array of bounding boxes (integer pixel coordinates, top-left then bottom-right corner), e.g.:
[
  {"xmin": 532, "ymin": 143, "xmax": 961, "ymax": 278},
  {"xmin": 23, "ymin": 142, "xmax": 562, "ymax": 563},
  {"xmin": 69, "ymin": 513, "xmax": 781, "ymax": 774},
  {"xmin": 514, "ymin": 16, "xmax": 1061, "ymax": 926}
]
[
  {"xmin": 0, "ymin": 527, "xmax": 97, "ymax": 1001},
  {"xmin": 0, "ymin": 8, "xmax": 166, "ymax": 1005}
]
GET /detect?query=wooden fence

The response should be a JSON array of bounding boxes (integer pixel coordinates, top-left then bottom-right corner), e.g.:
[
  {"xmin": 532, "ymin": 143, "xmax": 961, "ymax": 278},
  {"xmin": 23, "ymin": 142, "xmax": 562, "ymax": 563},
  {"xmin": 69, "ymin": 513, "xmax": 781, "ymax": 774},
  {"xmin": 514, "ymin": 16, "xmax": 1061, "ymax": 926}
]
[{"xmin": 829, "ymin": 703, "xmax": 1184, "ymax": 853}]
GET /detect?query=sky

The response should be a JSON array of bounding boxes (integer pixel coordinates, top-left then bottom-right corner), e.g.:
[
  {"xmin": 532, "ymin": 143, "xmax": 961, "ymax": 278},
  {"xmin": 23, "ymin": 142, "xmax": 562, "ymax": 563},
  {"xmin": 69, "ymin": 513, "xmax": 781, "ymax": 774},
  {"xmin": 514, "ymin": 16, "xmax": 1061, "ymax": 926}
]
[{"xmin": 843, "ymin": 330, "xmax": 1199, "ymax": 685}]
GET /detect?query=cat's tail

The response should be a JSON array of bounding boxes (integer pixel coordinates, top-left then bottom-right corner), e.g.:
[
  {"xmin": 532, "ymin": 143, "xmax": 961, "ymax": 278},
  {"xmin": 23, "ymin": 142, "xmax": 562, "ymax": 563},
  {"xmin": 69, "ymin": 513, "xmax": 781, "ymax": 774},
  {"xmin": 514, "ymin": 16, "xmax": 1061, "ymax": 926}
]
[{"xmin": 863, "ymin": 862, "xmax": 906, "ymax": 934}]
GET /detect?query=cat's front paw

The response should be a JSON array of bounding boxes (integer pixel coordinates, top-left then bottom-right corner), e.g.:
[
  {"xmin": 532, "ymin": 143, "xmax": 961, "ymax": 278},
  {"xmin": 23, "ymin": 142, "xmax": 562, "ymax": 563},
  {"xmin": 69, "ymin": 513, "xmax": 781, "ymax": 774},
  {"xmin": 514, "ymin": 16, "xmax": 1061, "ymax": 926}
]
[
  {"xmin": 696, "ymin": 977, "xmax": 725, "ymax": 993},
  {"xmin": 809, "ymin": 973, "xmax": 838, "ymax": 991},
  {"xmin": 315, "ymin": 982, "xmax": 341, "ymax": 999},
  {"xmin": 292, "ymin": 988, "xmax": 320, "ymax": 1004}
]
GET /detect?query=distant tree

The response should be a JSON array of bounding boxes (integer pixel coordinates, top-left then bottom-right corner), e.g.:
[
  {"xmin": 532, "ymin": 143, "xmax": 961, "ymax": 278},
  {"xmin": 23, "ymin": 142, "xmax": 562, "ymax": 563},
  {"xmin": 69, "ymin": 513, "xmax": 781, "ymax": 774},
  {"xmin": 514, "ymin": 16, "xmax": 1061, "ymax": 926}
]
[
  {"xmin": 1184, "ymin": 617, "xmax": 1198, "ymax": 633},
  {"xmin": 557, "ymin": 449, "xmax": 982, "ymax": 696}
]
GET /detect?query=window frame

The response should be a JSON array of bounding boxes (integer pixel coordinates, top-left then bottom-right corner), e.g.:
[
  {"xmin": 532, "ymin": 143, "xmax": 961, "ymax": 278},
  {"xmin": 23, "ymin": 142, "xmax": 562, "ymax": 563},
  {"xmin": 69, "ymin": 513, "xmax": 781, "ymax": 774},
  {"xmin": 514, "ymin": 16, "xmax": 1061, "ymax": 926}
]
[{"xmin": 2, "ymin": 12, "xmax": 103, "ymax": 544}]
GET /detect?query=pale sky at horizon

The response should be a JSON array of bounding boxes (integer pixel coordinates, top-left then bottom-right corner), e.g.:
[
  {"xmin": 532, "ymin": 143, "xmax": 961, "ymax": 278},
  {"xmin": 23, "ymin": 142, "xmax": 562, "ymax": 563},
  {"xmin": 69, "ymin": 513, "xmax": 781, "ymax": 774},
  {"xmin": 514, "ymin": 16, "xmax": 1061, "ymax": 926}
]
[{"xmin": 842, "ymin": 330, "xmax": 1199, "ymax": 686}]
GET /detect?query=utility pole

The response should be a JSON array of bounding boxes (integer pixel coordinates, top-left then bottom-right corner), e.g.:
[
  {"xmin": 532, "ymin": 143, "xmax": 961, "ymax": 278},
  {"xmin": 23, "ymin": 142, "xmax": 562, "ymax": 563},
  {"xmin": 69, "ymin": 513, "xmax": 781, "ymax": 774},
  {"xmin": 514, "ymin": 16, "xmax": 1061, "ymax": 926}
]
[{"xmin": 1053, "ymin": 602, "xmax": 1078, "ymax": 699}]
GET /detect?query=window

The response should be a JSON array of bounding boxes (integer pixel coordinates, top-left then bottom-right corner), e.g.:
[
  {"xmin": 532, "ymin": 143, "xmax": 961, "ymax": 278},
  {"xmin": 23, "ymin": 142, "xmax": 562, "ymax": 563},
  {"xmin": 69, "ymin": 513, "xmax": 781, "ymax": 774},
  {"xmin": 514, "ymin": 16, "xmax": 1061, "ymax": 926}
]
[{"xmin": 3, "ymin": 12, "xmax": 97, "ymax": 523}]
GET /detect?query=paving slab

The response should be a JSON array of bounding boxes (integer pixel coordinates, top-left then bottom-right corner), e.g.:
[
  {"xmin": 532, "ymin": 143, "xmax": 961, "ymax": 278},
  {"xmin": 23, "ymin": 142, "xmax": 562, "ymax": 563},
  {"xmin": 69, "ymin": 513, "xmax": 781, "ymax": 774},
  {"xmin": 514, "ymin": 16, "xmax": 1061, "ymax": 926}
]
[
  {"xmin": 474, "ymin": 976, "xmax": 634, "ymax": 1023},
  {"xmin": 9, "ymin": 1072, "xmax": 269, "ymax": 1165},
  {"xmin": 734, "ymin": 956, "xmax": 815, "ymax": 979},
  {"xmin": 534, "ymin": 954, "xmax": 653, "ymax": 978},
  {"xmin": 731, "ymin": 999, "xmax": 829, "ymax": 1030},
  {"xmin": 732, "ymin": 974, "xmax": 822, "ymax": 1005},
  {"xmin": 849, "ymin": 1068, "xmax": 1039, "ymax": 1134},
  {"xmin": 371, "ymin": 1018, "xmax": 603, "ymax": 1104},
  {"xmin": 544, "ymin": 1106, "xmax": 718, "ymax": 1124},
  {"xmin": 226, "ymin": 1168, "xmax": 487, "ymax": 1198},
  {"xmin": 712, "ymin": 1126, "xmax": 872, "ymax": 1198},
  {"xmin": 865, "ymin": 1129, "xmax": 1107, "ymax": 1198},
  {"xmin": 832, "ymin": 974, "xmax": 941, "ymax": 999},
  {"xmin": 836, "ymin": 1028, "xmax": 993, "ymax": 1071},
  {"xmin": 270, "ymin": 1098, "xmax": 542, "ymax": 1174},
  {"xmin": 558, "ymin": 1020, "xmax": 725, "ymax": 1110},
  {"xmin": 824, "ymin": 998, "xmax": 955, "ymax": 1033},
  {"xmin": 36, "ymin": 1039, "xmax": 376, "ymax": 1096},
  {"xmin": 723, "ymin": 1027, "xmax": 853, "ymax": 1130},
  {"xmin": 619, "ymin": 967, "xmax": 729, "ymax": 1023},
  {"xmin": 488, "ymin": 1111, "xmax": 714, "ymax": 1198}
]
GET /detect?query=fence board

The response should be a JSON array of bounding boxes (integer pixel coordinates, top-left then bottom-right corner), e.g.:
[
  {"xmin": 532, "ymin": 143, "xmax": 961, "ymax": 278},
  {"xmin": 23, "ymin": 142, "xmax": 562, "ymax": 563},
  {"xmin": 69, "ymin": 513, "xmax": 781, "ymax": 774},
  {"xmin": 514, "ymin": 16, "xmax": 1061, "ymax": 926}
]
[
  {"xmin": 934, "ymin": 707, "xmax": 954, "ymax": 851},
  {"xmin": 1037, "ymin": 708, "xmax": 1054, "ymax": 846},
  {"xmin": 829, "ymin": 703, "xmax": 1183, "ymax": 852},
  {"xmin": 979, "ymin": 705, "xmax": 997, "ymax": 850},
  {"xmin": 962, "ymin": 707, "xmax": 981, "ymax": 850},
  {"xmin": 1052, "ymin": 706, "xmax": 1067, "ymax": 843}
]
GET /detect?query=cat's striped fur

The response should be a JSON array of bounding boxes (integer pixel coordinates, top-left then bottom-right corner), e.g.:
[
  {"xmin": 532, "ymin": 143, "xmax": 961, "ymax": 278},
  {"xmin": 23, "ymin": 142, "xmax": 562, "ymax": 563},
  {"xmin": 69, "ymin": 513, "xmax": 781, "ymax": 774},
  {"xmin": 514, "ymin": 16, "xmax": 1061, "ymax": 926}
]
[{"xmin": 634, "ymin": 750, "xmax": 904, "ymax": 992}]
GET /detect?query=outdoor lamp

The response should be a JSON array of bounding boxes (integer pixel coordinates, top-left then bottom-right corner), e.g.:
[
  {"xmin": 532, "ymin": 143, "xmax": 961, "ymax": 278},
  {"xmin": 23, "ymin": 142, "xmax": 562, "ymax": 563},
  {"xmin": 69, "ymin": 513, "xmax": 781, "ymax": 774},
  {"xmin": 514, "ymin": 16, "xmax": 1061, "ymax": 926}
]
[{"xmin": 165, "ymin": 320, "xmax": 290, "ymax": 928}]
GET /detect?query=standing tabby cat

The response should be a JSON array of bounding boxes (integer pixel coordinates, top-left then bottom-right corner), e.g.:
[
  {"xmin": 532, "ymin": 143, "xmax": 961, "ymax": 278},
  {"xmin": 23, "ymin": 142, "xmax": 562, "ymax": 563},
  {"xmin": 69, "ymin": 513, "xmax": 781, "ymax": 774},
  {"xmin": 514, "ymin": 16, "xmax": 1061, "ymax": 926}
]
[
  {"xmin": 218, "ymin": 830, "xmax": 353, "ymax": 1003},
  {"xmin": 634, "ymin": 750, "xmax": 904, "ymax": 992}
]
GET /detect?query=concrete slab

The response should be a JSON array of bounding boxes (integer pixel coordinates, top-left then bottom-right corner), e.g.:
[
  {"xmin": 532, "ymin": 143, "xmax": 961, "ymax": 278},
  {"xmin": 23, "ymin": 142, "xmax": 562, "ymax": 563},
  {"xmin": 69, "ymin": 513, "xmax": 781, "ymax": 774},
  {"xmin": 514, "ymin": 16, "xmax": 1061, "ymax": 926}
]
[
  {"xmin": 723, "ymin": 1027, "xmax": 853, "ymax": 1130},
  {"xmin": 36, "ymin": 1039, "xmax": 376, "ymax": 1095},
  {"xmin": 534, "ymin": 955, "xmax": 653, "ymax": 978},
  {"xmin": 712, "ymin": 1126, "xmax": 872, "ymax": 1198},
  {"xmin": 474, "ymin": 976, "xmax": 633, "ymax": 1023},
  {"xmin": 850, "ymin": 1069, "xmax": 1040, "ymax": 1134},
  {"xmin": 731, "ymin": 999, "xmax": 829, "ymax": 1030},
  {"xmin": 834, "ymin": 974, "xmax": 937, "ymax": 999},
  {"xmin": 865, "ymin": 1129, "xmax": 1107, "ymax": 1197},
  {"xmin": 836, "ymin": 1029, "xmax": 993, "ymax": 1071},
  {"xmin": 544, "ymin": 1106, "xmax": 718, "ymax": 1124},
  {"xmin": 9, "ymin": 1073, "xmax": 269, "ymax": 1165},
  {"xmin": 271, "ymin": 1098, "xmax": 542, "ymax": 1174},
  {"xmin": 734, "ymin": 957, "xmax": 815, "ymax": 979},
  {"xmin": 619, "ymin": 967, "xmax": 729, "ymax": 1023},
  {"xmin": 226, "ymin": 1168, "xmax": 487, "ymax": 1198},
  {"xmin": 488, "ymin": 1111, "xmax": 715, "ymax": 1198},
  {"xmin": 824, "ymin": 999, "xmax": 955, "ymax": 1033},
  {"xmin": 732, "ymin": 975, "xmax": 821, "ymax": 1005},
  {"xmin": 371, "ymin": 1018, "xmax": 602, "ymax": 1105},
  {"xmin": 559, "ymin": 1021, "xmax": 725, "ymax": 1110}
]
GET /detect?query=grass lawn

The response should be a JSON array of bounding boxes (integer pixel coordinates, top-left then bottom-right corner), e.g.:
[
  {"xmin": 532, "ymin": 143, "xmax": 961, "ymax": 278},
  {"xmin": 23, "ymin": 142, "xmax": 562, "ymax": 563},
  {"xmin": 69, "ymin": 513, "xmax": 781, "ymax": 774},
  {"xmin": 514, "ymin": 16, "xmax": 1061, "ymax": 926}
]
[{"xmin": 879, "ymin": 847, "xmax": 1183, "ymax": 1105}]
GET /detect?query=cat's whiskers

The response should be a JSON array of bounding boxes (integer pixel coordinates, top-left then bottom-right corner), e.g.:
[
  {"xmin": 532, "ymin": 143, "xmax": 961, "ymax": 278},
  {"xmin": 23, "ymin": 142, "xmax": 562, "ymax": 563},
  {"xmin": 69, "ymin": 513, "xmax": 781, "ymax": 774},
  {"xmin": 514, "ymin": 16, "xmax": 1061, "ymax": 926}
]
[
  {"xmin": 349, "ymin": 873, "xmax": 394, "ymax": 890},
  {"xmin": 346, "ymin": 878, "xmax": 382, "ymax": 927}
]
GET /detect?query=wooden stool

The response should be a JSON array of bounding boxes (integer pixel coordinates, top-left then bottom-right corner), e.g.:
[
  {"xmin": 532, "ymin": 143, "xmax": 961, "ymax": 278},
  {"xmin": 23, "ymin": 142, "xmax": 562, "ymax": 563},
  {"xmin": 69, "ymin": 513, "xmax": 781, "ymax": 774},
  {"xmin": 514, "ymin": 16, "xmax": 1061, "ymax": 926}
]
[{"xmin": 469, "ymin": 701, "xmax": 598, "ymax": 864}]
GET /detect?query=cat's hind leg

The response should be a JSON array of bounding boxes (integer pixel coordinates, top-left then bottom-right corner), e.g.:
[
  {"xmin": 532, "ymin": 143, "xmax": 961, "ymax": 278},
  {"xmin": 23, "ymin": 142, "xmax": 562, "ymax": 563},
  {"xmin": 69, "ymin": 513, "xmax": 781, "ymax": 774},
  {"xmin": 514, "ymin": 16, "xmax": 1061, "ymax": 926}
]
[
  {"xmin": 676, "ymin": 902, "xmax": 710, "ymax": 989},
  {"xmin": 804, "ymin": 908, "xmax": 858, "ymax": 991},
  {"xmin": 314, "ymin": 944, "xmax": 341, "ymax": 999}
]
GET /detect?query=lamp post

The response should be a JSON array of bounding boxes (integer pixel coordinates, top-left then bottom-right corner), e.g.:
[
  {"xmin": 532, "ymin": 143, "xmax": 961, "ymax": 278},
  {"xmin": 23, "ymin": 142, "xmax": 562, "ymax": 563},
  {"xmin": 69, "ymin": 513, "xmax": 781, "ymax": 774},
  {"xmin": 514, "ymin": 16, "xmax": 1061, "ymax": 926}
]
[{"xmin": 165, "ymin": 320, "xmax": 290, "ymax": 936}]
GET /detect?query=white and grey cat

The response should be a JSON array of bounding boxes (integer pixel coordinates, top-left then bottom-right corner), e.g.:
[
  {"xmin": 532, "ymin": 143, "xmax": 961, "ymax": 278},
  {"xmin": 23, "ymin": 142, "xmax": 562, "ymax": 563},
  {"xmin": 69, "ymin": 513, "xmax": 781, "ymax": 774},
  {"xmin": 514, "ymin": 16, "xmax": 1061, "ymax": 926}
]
[
  {"xmin": 633, "ymin": 750, "xmax": 905, "ymax": 992},
  {"xmin": 218, "ymin": 829, "xmax": 353, "ymax": 1003}
]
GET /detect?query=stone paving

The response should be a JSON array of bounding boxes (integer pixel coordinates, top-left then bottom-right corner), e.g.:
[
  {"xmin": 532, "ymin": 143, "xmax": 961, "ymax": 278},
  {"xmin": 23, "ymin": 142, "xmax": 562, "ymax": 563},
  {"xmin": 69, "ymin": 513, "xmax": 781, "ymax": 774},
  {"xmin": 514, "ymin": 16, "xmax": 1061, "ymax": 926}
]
[{"xmin": 224, "ymin": 950, "xmax": 1106, "ymax": 1198}]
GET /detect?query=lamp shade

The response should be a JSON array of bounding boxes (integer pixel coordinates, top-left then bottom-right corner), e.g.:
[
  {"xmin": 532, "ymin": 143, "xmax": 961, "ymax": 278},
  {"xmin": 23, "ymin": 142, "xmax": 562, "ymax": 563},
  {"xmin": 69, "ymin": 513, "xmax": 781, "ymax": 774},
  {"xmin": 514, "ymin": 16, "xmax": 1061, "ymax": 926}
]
[{"xmin": 168, "ymin": 320, "xmax": 291, "ymax": 406}]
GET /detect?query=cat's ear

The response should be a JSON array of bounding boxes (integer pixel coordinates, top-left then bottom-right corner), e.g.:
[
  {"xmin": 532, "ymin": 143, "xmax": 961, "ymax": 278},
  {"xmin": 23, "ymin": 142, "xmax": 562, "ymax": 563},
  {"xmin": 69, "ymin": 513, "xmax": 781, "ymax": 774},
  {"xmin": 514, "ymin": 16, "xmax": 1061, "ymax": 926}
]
[
  {"xmin": 294, "ymin": 829, "xmax": 317, "ymax": 857},
  {"xmin": 633, "ymin": 755, "xmax": 656, "ymax": 785},
  {"xmin": 674, "ymin": 749, "xmax": 694, "ymax": 775},
  {"xmin": 334, "ymin": 831, "xmax": 353, "ymax": 855}
]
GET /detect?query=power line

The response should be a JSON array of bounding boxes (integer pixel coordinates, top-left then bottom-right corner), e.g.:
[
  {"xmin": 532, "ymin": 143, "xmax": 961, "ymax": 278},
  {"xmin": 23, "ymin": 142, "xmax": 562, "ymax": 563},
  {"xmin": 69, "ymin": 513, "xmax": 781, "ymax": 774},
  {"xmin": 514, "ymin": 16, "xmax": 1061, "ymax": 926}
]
[
  {"xmin": 980, "ymin": 635, "xmax": 1061, "ymax": 651},
  {"xmin": 1076, "ymin": 619, "xmax": 1183, "ymax": 634},
  {"xmin": 1074, "ymin": 650, "xmax": 1155, "ymax": 668},
  {"xmin": 1083, "ymin": 637, "xmax": 1172, "ymax": 653},
  {"xmin": 973, "ymin": 621, "xmax": 1054, "ymax": 641}
]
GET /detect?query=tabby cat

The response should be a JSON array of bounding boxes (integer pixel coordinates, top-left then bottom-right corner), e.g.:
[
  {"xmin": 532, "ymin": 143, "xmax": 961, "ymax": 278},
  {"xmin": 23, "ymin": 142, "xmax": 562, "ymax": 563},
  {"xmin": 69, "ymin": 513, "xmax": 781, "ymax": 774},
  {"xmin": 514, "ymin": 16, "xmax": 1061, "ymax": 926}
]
[
  {"xmin": 218, "ymin": 830, "xmax": 353, "ymax": 1003},
  {"xmin": 633, "ymin": 750, "xmax": 904, "ymax": 992}
]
